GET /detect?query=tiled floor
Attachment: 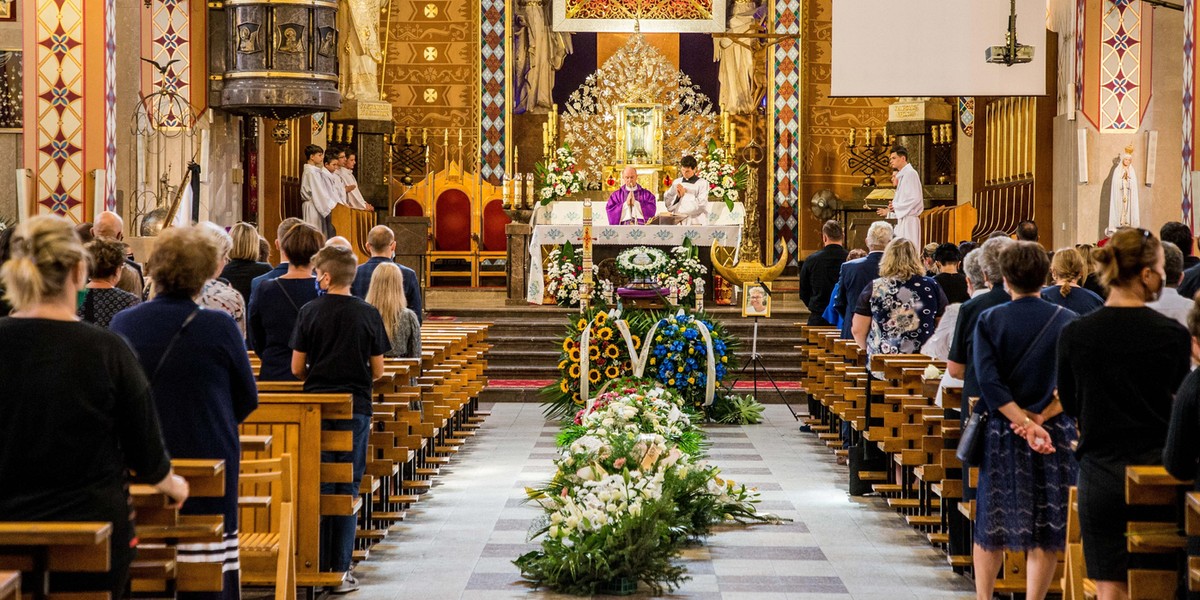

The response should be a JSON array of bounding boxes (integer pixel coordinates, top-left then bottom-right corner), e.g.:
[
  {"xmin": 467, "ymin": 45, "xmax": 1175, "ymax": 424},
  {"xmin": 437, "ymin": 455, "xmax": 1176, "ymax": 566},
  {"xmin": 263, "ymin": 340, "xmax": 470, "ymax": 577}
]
[{"xmin": 349, "ymin": 403, "xmax": 975, "ymax": 599}]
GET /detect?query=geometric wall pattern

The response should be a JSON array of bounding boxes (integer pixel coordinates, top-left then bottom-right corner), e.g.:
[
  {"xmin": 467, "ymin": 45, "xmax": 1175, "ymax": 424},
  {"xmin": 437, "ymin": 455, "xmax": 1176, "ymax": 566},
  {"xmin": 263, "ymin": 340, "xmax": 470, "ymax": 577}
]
[
  {"xmin": 1081, "ymin": 0, "xmax": 1153, "ymax": 132},
  {"xmin": 104, "ymin": 0, "xmax": 116, "ymax": 210},
  {"xmin": 382, "ymin": 1, "xmax": 481, "ymax": 171},
  {"xmin": 480, "ymin": 0, "xmax": 505, "ymax": 185},
  {"xmin": 149, "ymin": 0, "xmax": 191, "ymax": 128},
  {"xmin": 772, "ymin": 0, "xmax": 801, "ymax": 266},
  {"xmin": 1185, "ymin": 0, "xmax": 1196, "ymax": 229},
  {"xmin": 29, "ymin": 0, "xmax": 87, "ymax": 219},
  {"xmin": 1098, "ymin": 1, "xmax": 1143, "ymax": 131}
]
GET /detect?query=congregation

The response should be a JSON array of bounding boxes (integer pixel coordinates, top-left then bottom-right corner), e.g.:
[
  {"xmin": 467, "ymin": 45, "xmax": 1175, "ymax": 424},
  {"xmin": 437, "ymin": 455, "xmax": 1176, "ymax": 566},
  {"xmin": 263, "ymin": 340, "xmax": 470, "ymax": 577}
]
[
  {"xmin": 0, "ymin": 212, "xmax": 425, "ymax": 598},
  {"xmin": 797, "ymin": 215, "xmax": 1200, "ymax": 600}
]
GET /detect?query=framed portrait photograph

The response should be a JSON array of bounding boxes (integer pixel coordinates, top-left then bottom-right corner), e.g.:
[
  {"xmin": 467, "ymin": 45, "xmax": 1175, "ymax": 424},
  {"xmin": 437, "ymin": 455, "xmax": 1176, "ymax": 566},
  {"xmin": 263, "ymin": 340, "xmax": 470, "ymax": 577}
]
[{"xmin": 741, "ymin": 282, "xmax": 771, "ymax": 318}]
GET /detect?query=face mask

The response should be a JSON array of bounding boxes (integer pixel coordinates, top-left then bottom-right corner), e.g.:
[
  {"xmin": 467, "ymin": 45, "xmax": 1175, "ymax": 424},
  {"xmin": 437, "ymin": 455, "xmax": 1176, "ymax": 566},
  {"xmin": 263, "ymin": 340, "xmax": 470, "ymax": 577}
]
[
  {"xmin": 76, "ymin": 289, "xmax": 88, "ymax": 309},
  {"xmin": 1146, "ymin": 273, "xmax": 1164, "ymax": 302},
  {"xmin": 314, "ymin": 275, "xmax": 327, "ymax": 297}
]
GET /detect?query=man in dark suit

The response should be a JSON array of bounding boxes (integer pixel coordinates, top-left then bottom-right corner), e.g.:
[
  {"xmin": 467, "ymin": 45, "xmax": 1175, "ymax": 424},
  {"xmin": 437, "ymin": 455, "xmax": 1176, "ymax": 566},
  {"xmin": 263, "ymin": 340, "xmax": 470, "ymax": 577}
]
[
  {"xmin": 351, "ymin": 225, "xmax": 423, "ymax": 322},
  {"xmin": 799, "ymin": 219, "xmax": 849, "ymax": 326},
  {"xmin": 831, "ymin": 220, "xmax": 893, "ymax": 339}
]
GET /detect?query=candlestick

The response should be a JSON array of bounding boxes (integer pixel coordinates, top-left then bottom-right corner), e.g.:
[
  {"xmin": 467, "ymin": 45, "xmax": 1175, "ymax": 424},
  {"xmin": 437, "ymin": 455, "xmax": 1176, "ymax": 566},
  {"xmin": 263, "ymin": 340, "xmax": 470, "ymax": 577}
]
[
  {"xmin": 458, "ymin": 127, "xmax": 463, "ymax": 146},
  {"xmin": 422, "ymin": 128, "xmax": 428, "ymax": 145},
  {"xmin": 502, "ymin": 176, "xmax": 511, "ymax": 208},
  {"xmin": 865, "ymin": 128, "xmax": 871, "ymax": 146},
  {"xmin": 848, "ymin": 128, "xmax": 855, "ymax": 146},
  {"xmin": 406, "ymin": 127, "xmax": 412, "ymax": 145}
]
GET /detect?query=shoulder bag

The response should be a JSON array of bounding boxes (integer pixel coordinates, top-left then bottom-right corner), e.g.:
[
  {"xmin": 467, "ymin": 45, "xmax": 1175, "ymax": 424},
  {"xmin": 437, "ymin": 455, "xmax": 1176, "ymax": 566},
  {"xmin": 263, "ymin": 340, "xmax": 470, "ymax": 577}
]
[{"xmin": 956, "ymin": 305, "xmax": 1064, "ymax": 464}]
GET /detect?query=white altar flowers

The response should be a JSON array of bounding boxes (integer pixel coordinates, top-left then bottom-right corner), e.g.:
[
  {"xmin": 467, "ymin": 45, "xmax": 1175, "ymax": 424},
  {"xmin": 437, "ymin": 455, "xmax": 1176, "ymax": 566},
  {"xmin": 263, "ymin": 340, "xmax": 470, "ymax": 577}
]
[{"xmin": 536, "ymin": 145, "xmax": 586, "ymax": 205}]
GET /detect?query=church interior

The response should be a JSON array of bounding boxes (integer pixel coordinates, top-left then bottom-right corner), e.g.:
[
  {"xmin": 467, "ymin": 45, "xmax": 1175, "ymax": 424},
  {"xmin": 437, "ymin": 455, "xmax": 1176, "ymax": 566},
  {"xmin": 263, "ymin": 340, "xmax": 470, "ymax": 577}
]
[{"xmin": 5, "ymin": 0, "xmax": 1200, "ymax": 598}]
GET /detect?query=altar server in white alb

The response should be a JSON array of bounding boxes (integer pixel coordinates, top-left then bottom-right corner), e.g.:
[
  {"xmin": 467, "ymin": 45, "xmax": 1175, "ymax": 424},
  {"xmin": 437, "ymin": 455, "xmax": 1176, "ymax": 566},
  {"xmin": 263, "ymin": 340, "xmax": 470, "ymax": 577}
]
[
  {"xmin": 336, "ymin": 149, "xmax": 372, "ymax": 210},
  {"xmin": 300, "ymin": 144, "xmax": 338, "ymax": 237},
  {"xmin": 663, "ymin": 155, "xmax": 710, "ymax": 226},
  {"xmin": 876, "ymin": 145, "xmax": 923, "ymax": 244}
]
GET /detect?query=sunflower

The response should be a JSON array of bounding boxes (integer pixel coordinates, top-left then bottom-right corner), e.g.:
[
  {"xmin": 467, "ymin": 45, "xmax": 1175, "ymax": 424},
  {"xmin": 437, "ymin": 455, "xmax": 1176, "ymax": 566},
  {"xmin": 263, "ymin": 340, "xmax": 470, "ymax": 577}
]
[
  {"xmin": 604, "ymin": 345, "xmax": 620, "ymax": 359},
  {"xmin": 623, "ymin": 361, "xmax": 632, "ymax": 370},
  {"xmin": 598, "ymin": 328, "xmax": 613, "ymax": 341},
  {"xmin": 649, "ymin": 357, "xmax": 656, "ymax": 365},
  {"xmin": 569, "ymin": 348, "xmax": 581, "ymax": 362},
  {"xmin": 595, "ymin": 312, "xmax": 608, "ymax": 326},
  {"xmin": 631, "ymin": 335, "xmax": 641, "ymax": 349},
  {"xmin": 589, "ymin": 346, "xmax": 601, "ymax": 361},
  {"xmin": 576, "ymin": 318, "xmax": 587, "ymax": 330},
  {"xmin": 560, "ymin": 379, "xmax": 569, "ymax": 393},
  {"xmin": 604, "ymin": 365, "xmax": 620, "ymax": 379},
  {"xmin": 562, "ymin": 338, "xmax": 575, "ymax": 353},
  {"xmin": 572, "ymin": 393, "xmax": 583, "ymax": 405},
  {"xmin": 569, "ymin": 364, "xmax": 581, "ymax": 379},
  {"xmin": 558, "ymin": 360, "xmax": 568, "ymax": 371},
  {"xmin": 589, "ymin": 369, "xmax": 601, "ymax": 383}
]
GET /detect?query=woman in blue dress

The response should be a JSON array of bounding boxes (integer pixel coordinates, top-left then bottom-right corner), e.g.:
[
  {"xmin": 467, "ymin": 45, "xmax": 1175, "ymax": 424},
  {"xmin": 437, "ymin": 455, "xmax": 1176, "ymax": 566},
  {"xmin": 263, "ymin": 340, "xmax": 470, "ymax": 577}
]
[
  {"xmin": 972, "ymin": 241, "xmax": 1078, "ymax": 600},
  {"xmin": 1041, "ymin": 247, "xmax": 1103, "ymax": 315},
  {"xmin": 112, "ymin": 225, "xmax": 258, "ymax": 600}
]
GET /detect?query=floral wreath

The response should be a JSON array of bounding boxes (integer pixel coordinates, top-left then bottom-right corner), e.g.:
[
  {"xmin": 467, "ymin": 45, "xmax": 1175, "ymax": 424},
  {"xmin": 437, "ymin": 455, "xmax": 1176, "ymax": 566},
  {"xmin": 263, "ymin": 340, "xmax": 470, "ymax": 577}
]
[{"xmin": 615, "ymin": 246, "xmax": 669, "ymax": 280}]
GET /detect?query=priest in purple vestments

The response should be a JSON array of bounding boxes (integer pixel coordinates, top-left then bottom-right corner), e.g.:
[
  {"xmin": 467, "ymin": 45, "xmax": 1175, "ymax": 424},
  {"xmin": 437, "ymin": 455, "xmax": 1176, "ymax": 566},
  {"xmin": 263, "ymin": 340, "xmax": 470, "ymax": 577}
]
[{"xmin": 606, "ymin": 166, "xmax": 658, "ymax": 225}]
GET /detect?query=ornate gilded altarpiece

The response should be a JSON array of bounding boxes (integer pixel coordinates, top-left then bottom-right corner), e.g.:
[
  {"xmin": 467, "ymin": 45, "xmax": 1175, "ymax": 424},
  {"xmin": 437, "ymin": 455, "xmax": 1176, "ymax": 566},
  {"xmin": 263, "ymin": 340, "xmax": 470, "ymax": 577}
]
[
  {"xmin": 553, "ymin": 0, "xmax": 725, "ymax": 33},
  {"xmin": 559, "ymin": 35, "xmax": 717, "ymax": 183},
  {"xmin": 381, "ymin": 0, "xmax": 482, "ymax": 176}
]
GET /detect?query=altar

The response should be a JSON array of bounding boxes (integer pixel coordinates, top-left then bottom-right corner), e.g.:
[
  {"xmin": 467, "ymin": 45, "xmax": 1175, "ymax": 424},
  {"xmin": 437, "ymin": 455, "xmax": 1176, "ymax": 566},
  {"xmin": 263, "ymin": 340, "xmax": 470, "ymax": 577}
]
[{"xmin": 525, "ymin": 201, "xmax": 744, "ymax": 304}]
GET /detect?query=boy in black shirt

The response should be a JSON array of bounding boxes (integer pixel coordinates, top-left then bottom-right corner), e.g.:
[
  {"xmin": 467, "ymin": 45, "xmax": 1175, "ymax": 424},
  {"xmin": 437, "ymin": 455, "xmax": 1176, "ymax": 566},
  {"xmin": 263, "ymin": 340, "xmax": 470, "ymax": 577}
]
[{"xmin": 291, "ymin": 245, "xmax": 390, "ymax": 593}]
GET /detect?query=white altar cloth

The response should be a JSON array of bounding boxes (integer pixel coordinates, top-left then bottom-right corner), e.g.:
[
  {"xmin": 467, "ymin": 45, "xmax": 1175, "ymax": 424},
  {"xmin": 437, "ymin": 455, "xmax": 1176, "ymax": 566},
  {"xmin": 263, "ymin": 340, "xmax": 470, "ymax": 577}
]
[{"xmin": 526, "ymin": 224, "xmax": 743, "ymax": 304}]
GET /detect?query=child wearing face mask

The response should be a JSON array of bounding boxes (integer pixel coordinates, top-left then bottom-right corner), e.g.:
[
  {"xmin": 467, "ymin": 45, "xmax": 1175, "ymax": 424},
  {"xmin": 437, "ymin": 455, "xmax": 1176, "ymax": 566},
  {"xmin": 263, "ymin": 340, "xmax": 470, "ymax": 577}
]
[
  {"xmin": 289, "ymin": 245, "xmax": 390, "ymax": 592},
  {"xmin": 1056, "ymin": 227, "xmax": 1191, "ymax": 600}
]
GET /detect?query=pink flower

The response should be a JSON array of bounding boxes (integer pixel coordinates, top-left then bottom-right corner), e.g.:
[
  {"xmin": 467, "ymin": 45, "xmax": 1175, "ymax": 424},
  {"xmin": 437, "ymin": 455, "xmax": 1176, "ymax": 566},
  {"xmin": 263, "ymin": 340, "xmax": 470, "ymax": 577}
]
[
  {"xmin": 613, "ymin": 457, "xmax": 627, "ymax": 469},
  {"xmin": 561, "ymin": 487, "xmax": 569, "ymax": 497}
]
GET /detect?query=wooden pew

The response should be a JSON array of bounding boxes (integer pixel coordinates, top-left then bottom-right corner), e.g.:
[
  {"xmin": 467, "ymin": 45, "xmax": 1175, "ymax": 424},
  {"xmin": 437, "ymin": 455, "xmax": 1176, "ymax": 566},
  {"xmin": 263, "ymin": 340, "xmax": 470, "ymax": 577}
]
[
  {"xmin": 239, "ymin": 454, "xmax": 296, "ymax": 600},
  {"xmin": 0, "ymin": 571, "xmax": 18, "ymax": 600},
  {"xmin": 0, "ymin": 522, "xmax": 111, "ymax": 600},
  {"xmin": 129, "ymin": 459, "xmax": 228, "ymax": 595},
  {"xmin": 239, "ymin": 393, "xmax": 354, "ymax": 591}
]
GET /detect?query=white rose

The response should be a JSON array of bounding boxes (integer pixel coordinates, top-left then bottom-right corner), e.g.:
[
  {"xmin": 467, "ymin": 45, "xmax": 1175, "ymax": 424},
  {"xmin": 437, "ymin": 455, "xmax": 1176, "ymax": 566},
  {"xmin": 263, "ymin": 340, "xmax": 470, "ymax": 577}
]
[
  {"xmin": 549, "ymin": 524, "xmax": 561, "ymax": 538},
  {"xmin": 555, "ymin": 183, "xmax": 567, "ymax": 196}
]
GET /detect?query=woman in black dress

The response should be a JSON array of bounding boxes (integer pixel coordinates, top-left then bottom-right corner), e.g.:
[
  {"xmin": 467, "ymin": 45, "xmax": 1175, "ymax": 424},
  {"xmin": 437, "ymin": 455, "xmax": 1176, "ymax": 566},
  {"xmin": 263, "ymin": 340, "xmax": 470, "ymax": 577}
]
[
  {"xmin": 971, "ymin": 241, "xmax": 1078, "ymax": 600},
  {"xmin": 1058, "ymin": 228, "xmax": 1191, "ymax": 600},
  {"xmin": 248, "ymin": 222, "xmax": 323, "ymax": 380},
  {"xmin": 0, "ymin": 215, "xmax": 188, "ymax": 597}
]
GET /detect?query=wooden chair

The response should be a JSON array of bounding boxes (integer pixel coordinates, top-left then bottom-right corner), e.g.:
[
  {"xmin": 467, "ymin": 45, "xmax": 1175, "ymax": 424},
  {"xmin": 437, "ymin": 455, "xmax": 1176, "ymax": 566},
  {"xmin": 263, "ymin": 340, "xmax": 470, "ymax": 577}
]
[
  {"xmin": 429, "ymin": 188, "xmax": 477, "ymax": 286},
  {"xmin": 477, "ymin": 199, "xmax": 511, "ymax": 287},
  {"xmin": 239, "ymin": 454, "xmax": 296, "ymax": 600},
  {"xmin": 0, "ymin": 522, "xmax": 112, "ymax": 600}
]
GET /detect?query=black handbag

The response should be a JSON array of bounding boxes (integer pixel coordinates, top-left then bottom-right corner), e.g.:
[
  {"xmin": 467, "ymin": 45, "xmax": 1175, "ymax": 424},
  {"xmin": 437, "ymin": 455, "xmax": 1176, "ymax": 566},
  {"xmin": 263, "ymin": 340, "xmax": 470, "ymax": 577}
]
[
  {"xmin": 954, "ymin": 306, "xmax": 1065, "ymax": 465},
  {"xmin": 956, "ymin": 405, "xmax": 988, "ymax": 464}
]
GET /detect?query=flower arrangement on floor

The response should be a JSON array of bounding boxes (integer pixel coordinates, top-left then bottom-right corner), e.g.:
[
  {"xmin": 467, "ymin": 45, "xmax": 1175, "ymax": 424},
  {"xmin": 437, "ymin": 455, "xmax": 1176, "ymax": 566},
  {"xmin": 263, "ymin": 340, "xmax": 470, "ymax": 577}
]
[
  {"xmin": 517, "ymin": 379, "xmax": 779, "ymax": 595},
  {"xmin": 662, "ymin": 243, "xmax": 707, "ymax": 307},
  {"xmin": 647, "ymin": 311, "xmax": 734, "ymax": 409},
  {"xmin": 536, "ymin": 145, "xmax": 586, "ymax": 205},
  {"xmin": 695, "ymin": 139, "xmax": 748, "ymax": 210},
  {"xmin": 545, "ymin": 242, "xmax": 615, "ymax": 307},
  {"xmin": 540, "ymin": 309, "xmax": 650, "ymax": 418}
]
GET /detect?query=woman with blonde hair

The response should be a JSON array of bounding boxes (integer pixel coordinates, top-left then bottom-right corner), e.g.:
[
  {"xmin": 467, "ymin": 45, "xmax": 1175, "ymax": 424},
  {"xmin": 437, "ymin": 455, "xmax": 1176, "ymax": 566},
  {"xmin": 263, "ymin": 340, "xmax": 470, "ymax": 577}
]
[
  {"xmin": 0, "ymin": 215, "xmax": 188, "ymax": 597},
  {"xmin": 1040, "ymin": 247, "xmax": 1103, "ymax": 315},
  {"xmin": 219, "ymin": 221, "xmax": 272, "ymax": 303},
  {"xmin": 1058, "ymin": 228, "xmax": 1191, "ymax": 600},
  {"xmin": 366, "ymin": 261, "xmax": 421, "ymax": 359},
  {"xmin": 851, "ymin": 238, "xmax": 948, "ymax": 377}
]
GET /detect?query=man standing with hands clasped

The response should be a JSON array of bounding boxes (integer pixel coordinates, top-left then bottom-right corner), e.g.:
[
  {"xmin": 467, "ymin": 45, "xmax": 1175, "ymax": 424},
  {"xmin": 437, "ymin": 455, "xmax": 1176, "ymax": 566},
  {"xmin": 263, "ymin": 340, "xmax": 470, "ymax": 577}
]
[
  {"xmin": 663, "ymin": 155, "xmax": 710, "ymax": 226},
  {"xmin": 876, "ymin": 145, "xmax": 923, "ymax": 244}
]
